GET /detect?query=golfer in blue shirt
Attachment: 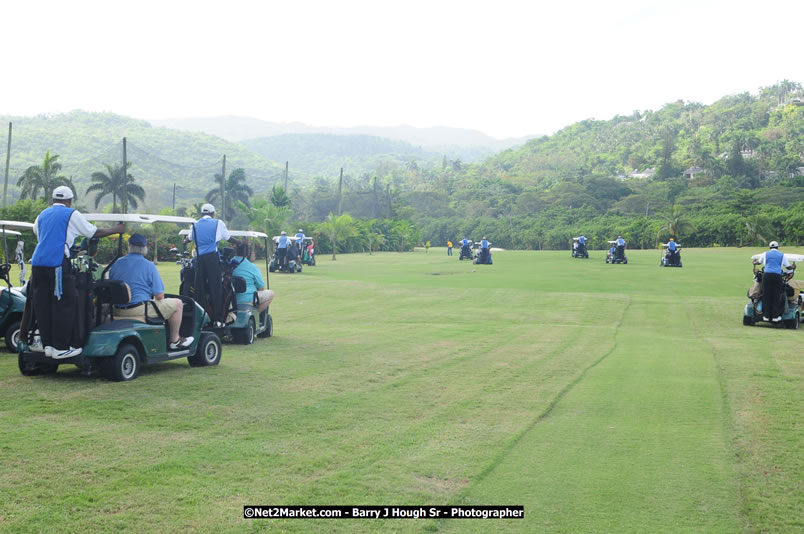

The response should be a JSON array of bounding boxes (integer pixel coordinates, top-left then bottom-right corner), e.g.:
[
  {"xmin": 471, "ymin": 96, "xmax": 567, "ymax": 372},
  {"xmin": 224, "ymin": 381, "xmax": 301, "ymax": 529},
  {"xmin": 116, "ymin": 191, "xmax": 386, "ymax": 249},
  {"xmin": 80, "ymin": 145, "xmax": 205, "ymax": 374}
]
[
  {"xmin": 110, "ymin": 234, "xmax": 193, "ymax": 350},
  {"xmin": 232, "ymin": 243, "xmax": 274, "ymax": 314},
  {"xmin": 755, "ymin": 241, "xmax": 791, "ymax": 322}
]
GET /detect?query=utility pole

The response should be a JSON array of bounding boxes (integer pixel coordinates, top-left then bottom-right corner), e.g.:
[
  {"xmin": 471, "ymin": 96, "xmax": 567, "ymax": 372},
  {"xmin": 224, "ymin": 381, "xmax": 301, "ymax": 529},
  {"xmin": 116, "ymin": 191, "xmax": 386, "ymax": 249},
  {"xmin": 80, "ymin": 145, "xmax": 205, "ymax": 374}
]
[
  {"xmin": 337, "ymin": 167, "xmax": 343, "ymax": 216},
  {"xmin": 220, "ymin": 155, "xmax": 226, "ymax": 221},
  {"xmin": 122, "ymin": 137, "xmax": 127, "ymax": 214},
  {"xmin": 386, "ymin": 183, "xmax": 391, "ymax": 218},
  {"xmin": 3, "ymin": 122, "xmax": 11, "ymax": 211},
  {"xmin": 284, "ymin": 161, "xmax": 288, "ymax": 191}
]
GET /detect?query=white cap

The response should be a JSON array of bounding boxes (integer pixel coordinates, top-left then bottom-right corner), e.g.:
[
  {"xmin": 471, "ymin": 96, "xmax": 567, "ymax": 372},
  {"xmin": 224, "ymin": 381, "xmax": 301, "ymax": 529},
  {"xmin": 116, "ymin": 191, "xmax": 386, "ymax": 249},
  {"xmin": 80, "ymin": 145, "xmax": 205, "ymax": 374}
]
[
  {"xmin": 201, "ymin": 203, "xmax": 215, "ymax": 214},
  {"xmin": 769, "ymin": 241, "xmax": 779, "ymax": 248},
  {"xmin": 52, "ymin": 185, "xmax": 74, "ymax": 200},
  {"xmin": 281, "ymin": 231, "xmax": 287, "ymax": 235},
  {"xmin": 298, "ymin": 229, "xmax": 303, "ymax": 232}
]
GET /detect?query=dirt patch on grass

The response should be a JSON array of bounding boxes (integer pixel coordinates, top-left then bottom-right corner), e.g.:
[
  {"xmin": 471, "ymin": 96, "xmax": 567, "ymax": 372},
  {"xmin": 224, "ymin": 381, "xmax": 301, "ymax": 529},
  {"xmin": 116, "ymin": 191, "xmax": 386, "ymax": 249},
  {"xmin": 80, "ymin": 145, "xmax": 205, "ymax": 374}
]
[{"xmin": 411, "ymin": 473, "xmax": 470, "ymax": 494}]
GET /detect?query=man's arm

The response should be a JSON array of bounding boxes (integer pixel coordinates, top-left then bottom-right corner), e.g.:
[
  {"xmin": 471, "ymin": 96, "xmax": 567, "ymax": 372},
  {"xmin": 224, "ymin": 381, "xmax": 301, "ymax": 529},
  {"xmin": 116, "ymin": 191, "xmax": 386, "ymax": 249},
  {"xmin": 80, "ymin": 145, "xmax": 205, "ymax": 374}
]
[
  {"xmin": 93, "ymin": 224, "xmax": 125, "ymax": 239},
  {"xmin": 154, "ymin": 292, "xmax": 165, "ymax": 301}
]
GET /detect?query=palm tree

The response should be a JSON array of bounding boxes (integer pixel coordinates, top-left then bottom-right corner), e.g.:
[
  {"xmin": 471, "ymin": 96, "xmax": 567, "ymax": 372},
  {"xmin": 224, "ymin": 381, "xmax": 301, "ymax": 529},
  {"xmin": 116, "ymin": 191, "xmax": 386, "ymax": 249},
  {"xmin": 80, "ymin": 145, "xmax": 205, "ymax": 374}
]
[
  {"xmin": 321, "ymin": 213, "xmax": 355, "ymax": 260},
  {"xmin": 270, "ymin": 184, "xmax": 291, "ymax": 207},
  {"xmin": 206, "ymin": 168, "xmax": 253, "ymax": 222},
  {"xmin": 85, "ymin": 162, "xmax": 145, "ymax": 213},
  {"xmin": 367, "ymin": 232, "xmax": 386, "ymax": 254},
  {"xmin": 235, "ymin": 197, "xmax": 293, "ymax": 255},
  {"xmin": 743, "ymin": 215, "xmax": 772, "ymax": 247},
  {"xmin": 17, "ymin": 150, "xmax": 71, "ymax": 201},
  {"xmin": 657, "ymin": 205, "xmax": 696, "ymax": 242}
]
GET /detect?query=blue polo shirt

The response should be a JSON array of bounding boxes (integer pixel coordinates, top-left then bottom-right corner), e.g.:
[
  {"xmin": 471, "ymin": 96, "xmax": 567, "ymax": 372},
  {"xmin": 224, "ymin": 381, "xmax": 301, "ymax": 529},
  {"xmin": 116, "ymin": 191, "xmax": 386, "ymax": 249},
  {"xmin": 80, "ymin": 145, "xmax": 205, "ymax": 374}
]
[
  {"xmin": 109, "ymin": 253, "xmax": 164, "ymax": 305},
  {"xmin": 668, "ymin": 241, "xmax": 677, "ymax": 251},
  {"xmin": 232, "ymin": 257, "xmax": 265, "ymax": 304},
  {"xmin": 616, "ymin": 238, "xmax": 626, "ymax": 247},
  {"xmin": 277, "ymin": 235, "xmax": 289, "ymax": 249},
  {"xmin": 481, "ymin": 239, "xmax": 489, "ymax": 249}
]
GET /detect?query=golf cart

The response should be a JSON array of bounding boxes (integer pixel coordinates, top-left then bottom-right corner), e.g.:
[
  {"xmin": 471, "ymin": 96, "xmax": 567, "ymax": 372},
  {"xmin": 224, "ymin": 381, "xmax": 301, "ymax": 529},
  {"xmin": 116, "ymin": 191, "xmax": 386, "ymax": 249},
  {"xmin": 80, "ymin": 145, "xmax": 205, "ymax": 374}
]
[
  {"xmin": 178, "ymin": 229, "xmax": 274, "ymax": 344},
  {"xmin": 300, "ymin": 238, "xmax": 316, "ymax": 266},
  {"xmin": 18, "ymin": 214, "xmax": 222, "ymax": 381},
  {"xmin": 473, "ymin": 240, "xmax": 493, "ymax": 265},
  {"xmin": 660, "ymin": 243, "xmax": 682, "ymax": 267},
  {"xmin": 458, "ymin": 240, "xmax": 473, "ymax": 261},
  {"xmin": 571, "ymin": 237, "xmax": 589, "ymax": 258},
  {"xmin": 268, "ymin": 236, "xmax": 302, "ymax": 273},
  {"xmin": 605, "ymin": 240, "xmax": 627, "ymax": 264},
  {"xmin": 743, "ymin": 253, "xmax": 804, "ymax": 329},
  {"xmin": 0, "ymin": 221, "xmax": 35, "ymax": 351}
]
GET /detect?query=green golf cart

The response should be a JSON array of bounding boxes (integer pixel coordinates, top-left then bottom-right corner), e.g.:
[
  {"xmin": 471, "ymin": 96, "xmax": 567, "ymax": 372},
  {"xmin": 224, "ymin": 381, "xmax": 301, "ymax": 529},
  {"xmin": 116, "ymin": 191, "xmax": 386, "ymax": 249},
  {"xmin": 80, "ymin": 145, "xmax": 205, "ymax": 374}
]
[
  {"xmin": 18, "ymin": 213, "xmax": 223, "ymax": 381},
  {"xmin": 177, "ymin": 228, "xmax": 273, "ymax": 344},
  {"xmin": 0, "ymin": 221, "xmax": 35, "ymax": 351}
]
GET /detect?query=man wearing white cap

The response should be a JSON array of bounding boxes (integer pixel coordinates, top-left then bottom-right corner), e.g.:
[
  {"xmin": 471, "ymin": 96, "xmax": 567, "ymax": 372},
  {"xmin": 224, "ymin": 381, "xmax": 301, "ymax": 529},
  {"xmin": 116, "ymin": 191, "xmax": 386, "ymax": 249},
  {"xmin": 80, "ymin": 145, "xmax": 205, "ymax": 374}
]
[
  {"xmin": 189, "ymin": 203, "xmax": 240, "ymax": 328},
  {"xmin": 31, "ymin": 186, "xmax": 124, "ymax": 358},
  {"xmin": 754, "ymin": 240, "xmax": 790, "ymax": 322}
]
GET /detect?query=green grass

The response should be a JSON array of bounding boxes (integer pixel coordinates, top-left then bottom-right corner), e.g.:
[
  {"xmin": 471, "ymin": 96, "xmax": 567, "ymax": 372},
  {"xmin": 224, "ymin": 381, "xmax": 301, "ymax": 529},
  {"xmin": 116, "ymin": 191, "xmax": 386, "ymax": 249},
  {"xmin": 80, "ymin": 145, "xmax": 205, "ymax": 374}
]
[{"xmin": 0, "ymin": 247, "xmax": 802, "ymax": 532}]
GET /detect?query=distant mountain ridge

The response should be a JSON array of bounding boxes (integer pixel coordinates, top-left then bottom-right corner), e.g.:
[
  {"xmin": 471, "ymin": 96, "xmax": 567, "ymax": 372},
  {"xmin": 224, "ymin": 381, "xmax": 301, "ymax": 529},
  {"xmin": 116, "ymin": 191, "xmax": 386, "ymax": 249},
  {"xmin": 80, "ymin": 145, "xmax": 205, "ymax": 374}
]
[
  {"xmin": 241, "ymin": 133, "xmax": 443, "ymax": 178},
  {"xmin": 150, "ymin": 115, "xmax": 536, "ymax": 151}
]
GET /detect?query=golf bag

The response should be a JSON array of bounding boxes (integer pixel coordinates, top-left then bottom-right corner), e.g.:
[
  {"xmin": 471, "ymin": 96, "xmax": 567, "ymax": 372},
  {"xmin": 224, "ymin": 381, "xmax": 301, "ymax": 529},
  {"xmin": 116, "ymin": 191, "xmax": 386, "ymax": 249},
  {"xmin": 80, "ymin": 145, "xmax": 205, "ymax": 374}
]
[{"xmin": 459, "ymin": 244, "xmax": 472, "ymax": 260}]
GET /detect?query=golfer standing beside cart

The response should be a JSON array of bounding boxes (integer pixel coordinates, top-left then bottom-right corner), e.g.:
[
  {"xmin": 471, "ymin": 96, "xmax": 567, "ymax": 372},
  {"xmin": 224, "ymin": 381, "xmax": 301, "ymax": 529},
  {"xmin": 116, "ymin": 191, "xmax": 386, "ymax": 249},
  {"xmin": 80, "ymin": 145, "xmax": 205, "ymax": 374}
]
[
  {"xmin": 189, "ymin": 204, "xmax": 240, "ymax": 328},
  {"xmin": 30, "ymin": 186, "xmax": 124, "ymax": 358}
]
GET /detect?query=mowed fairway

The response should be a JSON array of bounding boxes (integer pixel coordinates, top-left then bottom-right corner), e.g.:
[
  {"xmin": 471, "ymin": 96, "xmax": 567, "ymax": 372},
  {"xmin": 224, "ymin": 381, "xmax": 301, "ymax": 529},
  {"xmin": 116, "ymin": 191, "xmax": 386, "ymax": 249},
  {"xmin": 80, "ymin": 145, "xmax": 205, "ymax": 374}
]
[{"xmin": 1, "ymin": 247, "xmax": 802, "ymax": 532}]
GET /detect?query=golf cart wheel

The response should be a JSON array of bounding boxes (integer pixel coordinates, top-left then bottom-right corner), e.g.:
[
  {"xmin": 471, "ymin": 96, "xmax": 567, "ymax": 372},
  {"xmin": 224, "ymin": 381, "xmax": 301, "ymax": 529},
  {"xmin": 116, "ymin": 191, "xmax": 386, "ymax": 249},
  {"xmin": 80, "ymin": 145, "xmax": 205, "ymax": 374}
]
[
  {"xmin": 784, "ymin": 313, "xmax": 800, "ymax": 330},
  {"xmin": 311, "ymin": 258, "xmax": 316, "ymax": 266},
  {"xmin": 743, "ymin": 315, "xmax": 754, "ymax": 326},
  {"xmin": 188, "ymin": 332, "xmax": 221, "ymax": 367},
  {"xmin": 5, "ymin": 320, "xmax": 21, "ymax": 352},
  {"xmin": 233, "ymin": 317, "xmax": 256, "ymax": 345},
  {"xmin": 623, "ymin": 258, "xmax": 627, "ymax": 264},
  {"xmin": 104, "ymin": 344, "xmax": 140, "ymax": 382},
  {"xmin": 257, "ymin": 314, "xmax": 273, "ymax": 338},
  {"xmin": 18, "ymin": 352, "xmax": 57, "ymax": 376}
]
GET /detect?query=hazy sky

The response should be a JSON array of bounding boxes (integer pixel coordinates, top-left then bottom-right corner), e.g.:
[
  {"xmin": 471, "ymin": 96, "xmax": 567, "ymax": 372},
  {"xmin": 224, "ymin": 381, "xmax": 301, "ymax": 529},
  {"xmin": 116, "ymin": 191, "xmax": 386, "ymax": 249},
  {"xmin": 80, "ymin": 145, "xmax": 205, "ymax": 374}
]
[{"xmin": 3, "ymin": 0, "xmax": 802, "ymax": 139}]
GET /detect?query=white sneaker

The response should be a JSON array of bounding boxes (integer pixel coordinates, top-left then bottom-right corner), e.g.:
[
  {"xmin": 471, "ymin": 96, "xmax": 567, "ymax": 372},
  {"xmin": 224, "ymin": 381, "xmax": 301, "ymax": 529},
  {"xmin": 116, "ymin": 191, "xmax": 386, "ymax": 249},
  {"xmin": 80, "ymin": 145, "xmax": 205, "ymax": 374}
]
[
  {"xmin": 51, "ymin": 347, "xmax": 83, "ymax": 359},
  {"xmin": 213, "ymin": 321, "xmax": 225, "ymax": 328},
  {"xmin": 44, "ymin": 346, "xmax": 55, "ymax": 357},
  {"xmin": 772, "ymin": 316, "xmax": 782, "ymax": 323},
  {"xmin": 30, "ymin": 342, "xmax": 45, "ymax": 353},
  {"xmin": 169, "ymin": 336, "xmax": 194, "ymax": 350}
]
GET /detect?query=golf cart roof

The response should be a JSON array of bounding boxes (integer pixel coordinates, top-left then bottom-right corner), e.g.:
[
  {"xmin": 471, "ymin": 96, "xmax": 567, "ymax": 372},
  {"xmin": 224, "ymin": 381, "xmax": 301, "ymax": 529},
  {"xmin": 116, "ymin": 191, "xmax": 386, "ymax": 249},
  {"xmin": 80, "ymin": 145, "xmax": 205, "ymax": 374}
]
[
  {"xmin": 661, "ymin": 243, "xmax": 681, "ymax": 248},
  {"xmin": 752, "ymin": 252, "xmax": 804, "ymax": 263},
  {"xmin": 83, "ymin": 213, "xmax": 197, "ymax": 225},
  {"xmin": 607, "ymin": 240, "xmax": 618, "ymax": 244},
  {"xmin": 273, "ymin": 235, "xmax": 313, "ymax": 242},
  {"xmin": 0, "ymin": 220, "xmax": 35, "ymax": 231},
  {"xmin": 178, "ymin": 229, "xmax": 269, "ymax": 239},
  {"xmin": 0, "ymin": 229, "xmax": 22, "ymax": 236},
  {"xmin": 229, "ymin": 230, "xmax": 268, "ymax": 239}
]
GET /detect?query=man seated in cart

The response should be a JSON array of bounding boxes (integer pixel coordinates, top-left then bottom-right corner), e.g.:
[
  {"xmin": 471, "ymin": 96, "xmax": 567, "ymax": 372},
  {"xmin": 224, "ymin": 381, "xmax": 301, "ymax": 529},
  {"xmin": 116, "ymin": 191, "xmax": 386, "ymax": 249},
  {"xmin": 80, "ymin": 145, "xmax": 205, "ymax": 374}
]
[
  {"xmin": 232, "ymin": 243, "xmax": 274, "ymax": 315},
  {"xmin": 109, "ymin": 234, "xmax": 193, "ymax": 350}
]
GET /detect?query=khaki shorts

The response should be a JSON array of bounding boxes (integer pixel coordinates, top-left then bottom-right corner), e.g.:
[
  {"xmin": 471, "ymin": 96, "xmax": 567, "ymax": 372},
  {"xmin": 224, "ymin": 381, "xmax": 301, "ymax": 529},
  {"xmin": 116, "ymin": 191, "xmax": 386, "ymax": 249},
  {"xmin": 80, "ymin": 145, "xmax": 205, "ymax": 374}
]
[
  {"xmin": 115, "ymin": 298, "xmax": 179, "ymax": 322},
  {"xmin": 256, "ymin": 289, "xmax": 274, "ymax": 306}
]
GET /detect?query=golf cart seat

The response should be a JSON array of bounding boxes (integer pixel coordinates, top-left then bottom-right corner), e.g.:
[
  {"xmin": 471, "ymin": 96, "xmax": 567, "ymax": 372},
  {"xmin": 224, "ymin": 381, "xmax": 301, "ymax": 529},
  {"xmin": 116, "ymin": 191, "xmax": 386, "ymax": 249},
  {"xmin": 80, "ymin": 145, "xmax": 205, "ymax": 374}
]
[
  {"xmin": 0, "ymin": 286, "xmax": 26, "ymax": 298},
  {"xmin": 94, "ymin": 279, "xmax": 132, "ymax": 324}
]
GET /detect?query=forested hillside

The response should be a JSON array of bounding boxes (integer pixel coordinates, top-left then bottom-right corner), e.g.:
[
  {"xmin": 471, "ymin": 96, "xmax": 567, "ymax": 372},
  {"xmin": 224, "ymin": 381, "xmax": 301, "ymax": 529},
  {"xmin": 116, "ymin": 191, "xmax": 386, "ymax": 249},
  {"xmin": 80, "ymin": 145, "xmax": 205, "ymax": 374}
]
[
  {"xmin": 0, "ymin": 111, "xmax": 287, "ymax": 210},
  {"xmin": 344, "ymin": 81, "xmax": 804, "ymax": 250},
  {"xmin": 2, "ymin": 82, "xmax": 803, "ymax": 254}
]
